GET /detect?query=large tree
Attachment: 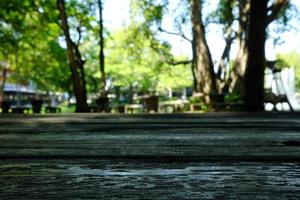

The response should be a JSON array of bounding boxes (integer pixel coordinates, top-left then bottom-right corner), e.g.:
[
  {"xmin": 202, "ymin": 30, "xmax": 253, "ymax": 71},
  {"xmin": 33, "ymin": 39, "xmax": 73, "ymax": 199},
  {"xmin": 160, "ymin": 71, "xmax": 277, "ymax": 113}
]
[
  {"xmin": 227, "ymin": 0, "xmax": 250, "ymax": 94},
  {"xmin": 229, "ymin": 0, "xmax": 290, "ymax": 96},
  {"xmin": 130, "ymin": 0, "xmax": 218, "ymax": 97},
  {"xmin": 189, "ymin": 0, "xmax": 217, "ymax": 96},
  {"xmin": 57, "ymin": 0, "xmax": 88, "ymax": 112},
  {"xmin": 244, "ymin": 0, "xmax": 268, "ymax": 111},
  {"xmin": 244, "ymin": 0, "xmax": 290, "ymax": 111}
]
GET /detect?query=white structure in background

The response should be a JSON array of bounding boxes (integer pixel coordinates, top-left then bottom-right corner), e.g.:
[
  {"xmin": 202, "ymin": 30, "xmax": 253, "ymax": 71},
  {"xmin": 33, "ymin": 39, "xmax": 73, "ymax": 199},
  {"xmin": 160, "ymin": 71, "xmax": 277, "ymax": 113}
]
[
  {"xmin": 282, "ymin": 68, "xmax": 300, "ymax": 110},
  {"xmin": 4, "ymin": 83, "xmax": 38, "ymax": 94},
  {"xmin": 265, "ymin": 67, "xmax": 300, "ymax": 111}
]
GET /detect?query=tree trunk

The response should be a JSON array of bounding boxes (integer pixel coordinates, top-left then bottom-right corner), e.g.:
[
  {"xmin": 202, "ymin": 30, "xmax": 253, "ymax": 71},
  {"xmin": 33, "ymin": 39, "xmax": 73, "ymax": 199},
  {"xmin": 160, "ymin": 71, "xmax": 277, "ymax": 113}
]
[
  {"xmin": 228, "ymin": 0, "xmax": 250, "ymax": 95},
  {"xmin": 98, "ymin": 0, "xmax": 106, "ymax": 97},
  {"xmin": 191, "ymin": 62, "xmax": 198, "ymax": 93},
  {"xmin": 57, "ymin": 0, "xmax": 88, "ymax": 112},
  {"xmin": 229, "ymin": 0, "xmax": 288, "ymax": 97},
  {"xmin": 244, "ymin": 0, "xmax": 268, "ymax": 111},
  {"xmin": 216, "ymin": 27, "xmax": 235, "ymax": 93},
  {"xmin": 191, "ymin": 36, "xmax": 199, "ymax": 93},
  {"xmin": 190, "ymin": 0, "xmax": 217, "ymax": 97},
  {"xmin": 73, "ymin": 41, "xmax": 88, "ymax": 106},
  {"xmin": 0, "ymin": 63, "xmax": 8, "ymax": 105}
]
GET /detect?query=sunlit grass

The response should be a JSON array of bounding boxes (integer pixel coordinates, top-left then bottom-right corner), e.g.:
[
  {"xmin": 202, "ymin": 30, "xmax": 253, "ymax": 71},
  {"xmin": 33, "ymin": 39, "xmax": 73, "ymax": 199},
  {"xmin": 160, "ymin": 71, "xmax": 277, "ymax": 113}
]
[{"xmin": 58, "ymin": 103, "xmax": 76, "ymax": 113}]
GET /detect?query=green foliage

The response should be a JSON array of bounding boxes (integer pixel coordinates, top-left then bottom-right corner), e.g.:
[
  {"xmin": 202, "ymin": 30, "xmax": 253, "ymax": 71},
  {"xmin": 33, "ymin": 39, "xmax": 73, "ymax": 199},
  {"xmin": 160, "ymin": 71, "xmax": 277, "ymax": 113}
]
[
  {"xmin": 130, "ymin": 0, "xmax": 168, "ymax": 26},
  {"xmin": 207, "ymin": 0, "xmax": 237, "ymax": 27},
  {"xmin": 0, "ymin": 0, "xmax": 72, "ymax": 92},
  {"xmin": 0, "ymin": 0, "xmax": 31, "ymax": 56},
  {"xmin": 0, "ymin": 0, "xmax": 101, "ymax": 93},
  {"xmin": 59, "ymin": 102, "xmax": 76, "ymax": 113},
  {"xmin": 105, "ymin": 23, "xmax": 192, "ymax": 93},
  {"xmin": 224, "ymin": 92, "xmax": 241, "ymax": 103},
  {"xmin": 65, "ymin": 0, "xmax": 96, "ymax": 36},
  {"xmin": 128, "ymin": 0, "xmax": 193, "ymax": 93}
]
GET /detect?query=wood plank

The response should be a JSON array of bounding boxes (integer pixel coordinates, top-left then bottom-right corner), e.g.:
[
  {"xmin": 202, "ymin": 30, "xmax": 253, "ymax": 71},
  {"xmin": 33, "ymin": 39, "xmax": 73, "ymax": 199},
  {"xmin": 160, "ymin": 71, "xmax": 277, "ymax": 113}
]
[
  {"xmin": 1, "ymin": 112, "xmax": 300, "ymax": 124},
  {"xmin": 0, "ymin": 129, "xmax": 299, "ymax": 160},
  {"xmin": 0, "ymin": 159, "xmax": 299, "ymax": 199},
  {"xmin": 0, "ymin": 113, "xmax": 300, "ymax": 132},
  {"xmin": 0, "ymin": 113, "xmax": 299, "ymax": 160}
]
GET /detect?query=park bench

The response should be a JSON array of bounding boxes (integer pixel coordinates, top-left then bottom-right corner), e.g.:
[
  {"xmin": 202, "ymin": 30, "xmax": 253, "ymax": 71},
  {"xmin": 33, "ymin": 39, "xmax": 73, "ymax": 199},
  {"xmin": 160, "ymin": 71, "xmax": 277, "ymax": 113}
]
[
  {"xmin": 11, "ymin": 106, "xmax": 30, "ymax": 114},
  {"xmin": 264, "ymin": 89, "xmax": 294, "ymax": 111},
  {"xmin": 123, "ymin": 95, "xmax": 159, "ymax": 113},
  {"xmin": 124, "ymin": 103, "xmax": 143, "ymax": 113},
  {"xmin": 0, "ymin": 100, "xmax": 11, "ymax": 113},
  {"xmin": 142, "ymin": 95, "xmax": 159, "ymax": 113},
  {"xmin": 264, "ymin": 61, "xmax": 294, "ymax": 112},
  {"xmin": 160, "ymin": 99, "xmax": 189, "ymax": 113}
]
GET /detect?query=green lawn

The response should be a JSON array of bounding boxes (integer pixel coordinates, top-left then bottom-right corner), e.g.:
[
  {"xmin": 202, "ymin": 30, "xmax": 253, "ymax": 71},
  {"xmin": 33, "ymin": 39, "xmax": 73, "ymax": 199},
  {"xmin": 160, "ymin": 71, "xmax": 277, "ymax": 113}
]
[{"xmin": 58, "ymin": 103, "xmax": 76, "ymax": 113}]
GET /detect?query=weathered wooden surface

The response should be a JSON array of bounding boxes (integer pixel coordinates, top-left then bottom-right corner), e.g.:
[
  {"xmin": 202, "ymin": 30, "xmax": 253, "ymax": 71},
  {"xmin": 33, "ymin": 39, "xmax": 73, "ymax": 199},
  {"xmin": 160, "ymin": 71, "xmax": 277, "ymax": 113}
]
[
  {"xmin": 0, "ymin": 113, "xmax": 300, "ymax": 199},
  {"xmin": 1, "ymin": 159, "xmax": 300, "ymax": 199}
]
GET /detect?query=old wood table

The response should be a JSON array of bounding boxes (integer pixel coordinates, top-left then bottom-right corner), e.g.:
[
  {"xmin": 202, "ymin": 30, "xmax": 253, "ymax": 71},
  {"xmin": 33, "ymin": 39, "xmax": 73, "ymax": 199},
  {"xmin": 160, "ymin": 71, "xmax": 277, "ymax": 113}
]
[{"xmin": 0, "ymin": 113, "xmax": 300, "ymax": 199}]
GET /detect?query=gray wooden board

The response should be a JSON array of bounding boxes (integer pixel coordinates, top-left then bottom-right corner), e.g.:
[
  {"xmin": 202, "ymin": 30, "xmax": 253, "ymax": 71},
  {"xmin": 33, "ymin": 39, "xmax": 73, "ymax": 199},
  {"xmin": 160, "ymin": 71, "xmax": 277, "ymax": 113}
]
[
  {"xmin": 0, "ymin": 159, "xmax": 300, "ymax": 199},
  {"xmin": 0, "ymin": 112, "xmax": 300, "ymax": 123},
  {"xmin": 0, "ymin": 130, "xmax": 300, "ymax": 160},
  {"xmin": 1, "ymin": 113, "xmax": 300, "ymax": 199},
  {"xmin": 0, "ymin": 113, "xmax": 299, "ymax": 159}
]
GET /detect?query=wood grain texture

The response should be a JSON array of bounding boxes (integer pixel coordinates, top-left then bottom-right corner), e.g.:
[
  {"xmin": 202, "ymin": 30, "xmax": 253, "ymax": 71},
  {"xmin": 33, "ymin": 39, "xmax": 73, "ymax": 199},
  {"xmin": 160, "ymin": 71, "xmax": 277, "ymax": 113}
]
[
  {"xmin": 0, "ymin": 159, "xmax": 300, "ymax": 199},
  {"xmin": 0, "ymin": 113, "xmax": 300, "ymax": 199}
]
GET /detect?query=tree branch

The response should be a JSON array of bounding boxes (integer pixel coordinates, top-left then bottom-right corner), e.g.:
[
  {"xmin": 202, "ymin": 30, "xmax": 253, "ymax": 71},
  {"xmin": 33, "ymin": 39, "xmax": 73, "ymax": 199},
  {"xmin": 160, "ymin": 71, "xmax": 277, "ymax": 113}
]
[
  {"xmin": 166, "ymin": 60, "xmax": 192, "ymax": 65},
  {"xmin": 267, "ymin": 0, "xmax": 289, "ymax": 26},
  {"xmin": 76, "ymin": 25, "xmax": 82, "ymax": 44},
  {"xmin": 159, "ymin": 27, "xmax": 192, "ymax": 43}
]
